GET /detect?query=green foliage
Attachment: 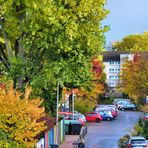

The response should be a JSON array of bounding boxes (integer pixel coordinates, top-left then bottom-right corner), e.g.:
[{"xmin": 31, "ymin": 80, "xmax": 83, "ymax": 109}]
[
  {"xmin": 0, "ymin": 129, "xmax": 20, "ymax": 148},
  {"xmin": 112, "ymin": 32, "xmax": 148, "ymax": 52},
  {"xmin": 132, "ymin": 119, "xmax": 148, "ymax": 139},
  {"xmin": 0, "ymin": 0, "xmax": 109, "ymax": 113},
  {"xmin": 101, "ymin": 98, "xmax": 114, "ymax": 104},
  {"xmin": 118, "ymin": 135, "xmax": 130, "ymax": 148},
  {"xmin": 74, "ymin": 98, "xmax": 95, "ymax": 114}
]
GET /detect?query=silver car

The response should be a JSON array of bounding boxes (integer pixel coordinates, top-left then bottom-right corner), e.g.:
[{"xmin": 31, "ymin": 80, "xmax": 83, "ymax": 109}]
[{"xmin": 128, "ymin": 136, "xmax": 148, "ymax": 148}]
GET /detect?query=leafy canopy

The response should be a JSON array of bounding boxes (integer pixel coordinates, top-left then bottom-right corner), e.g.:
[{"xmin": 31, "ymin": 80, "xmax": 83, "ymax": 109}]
[
  {"xmin": 112, "ymin": 32, "xmax": 148, "ymax": 52},
  {"xmin": 0, "ymin": 0, "xmax": 109, "ymax": 113},
  {"xmin": 119, "ymin": 54, "xmax": 148, "ymax": 103}
]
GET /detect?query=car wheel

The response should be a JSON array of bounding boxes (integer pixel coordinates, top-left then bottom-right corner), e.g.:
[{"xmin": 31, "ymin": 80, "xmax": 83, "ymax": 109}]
[
  {"xmin": 96, "ymin": 118, "xmax": 101, "ymax": 123},
  {"xmin": 106, "ymin": 117, "xmax": 111, "ymax": 121},
  {"xmin": 121, "ymin": 108, "xmax": 124, "ymax": 111},
  {"xmin": 133, "ymin": 108, "xmax": 136, "ymax": 111}
]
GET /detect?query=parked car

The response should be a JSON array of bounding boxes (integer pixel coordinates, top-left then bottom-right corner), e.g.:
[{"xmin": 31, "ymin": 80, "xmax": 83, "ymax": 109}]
[
  {"xmin": 107, "ymin": 105, "xmax": 118, "ymax": 111},
  {"xmin": 74, "ymin": 111, "xmax": 87, "ymax": 123},
  {"xmin": 127, "ymin": 136, "xmax": 148, "ymax": 148},
  {"xmin": 119, "ymin": 103, "xmax": 137, "ymax": 111},
  {"xmin": 113, "ymin": 98, "xmax": 131, "ymax": 106},
  {"xmin": 143, "ymin": 112, "xmax": 148, "ymax": 121},
  {"xmin": 116, "ymin": 100, "xmax": 131, "ymax": 109},
  {"xmin": 95, "ymin": 106, "xmax": 117, "ymax": 118},
  {"xmin": 59, "ymin": 112, "xmax": 85, "ymax": 126},
  {"xmin": 67, "ymin": 114, "xmax": 85, "ymax": 126},
  {"xmin": 96, "ymin": 110, "xmax": 114, "ymax": 121},
  {"xmin": 85, "ymin": 112, "xmax": 102, "ymax": 122}
]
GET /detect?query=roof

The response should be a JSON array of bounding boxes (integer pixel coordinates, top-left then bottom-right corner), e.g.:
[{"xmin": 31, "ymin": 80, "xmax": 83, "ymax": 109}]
[
  {"xmin": 102, "ymin": 51, "xmax": 148, "ymax": 62},
  {"xmin": 102, "ymin": 51, "xmax": 130, "ymax": 62}
]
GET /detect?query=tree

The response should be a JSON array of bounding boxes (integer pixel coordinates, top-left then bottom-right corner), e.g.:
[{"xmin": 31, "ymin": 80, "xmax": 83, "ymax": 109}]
[
  {"xmin": 119, "ymin": 54, "xmax": 148, "ymax": 104},
  {"xmin": 0, "ymin": 0, "xmax": 109, "ymax": 113},
  {"xmin": 0, "ymin": 86, "xmax": 46, "ymax": 147},
  {"xmin": 77, "ymin": 57, "xmax": 106, "ymax": 100},
  {"xmin": 112, "ymin": 32, "xmax": 148, "ymax": 52},
  {"xmin": 60, "ymin": 56, "xmax": 106, "ymax": 112},
  {"xmin": 74, "ymin": 97, "xmax": 95, "ymax": 114}
]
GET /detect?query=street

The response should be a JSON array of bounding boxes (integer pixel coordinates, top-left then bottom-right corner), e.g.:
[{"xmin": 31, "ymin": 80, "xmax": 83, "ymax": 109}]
[{"xmin": 84, "ymin": 111, "xmax": 142, "ymax": 148}]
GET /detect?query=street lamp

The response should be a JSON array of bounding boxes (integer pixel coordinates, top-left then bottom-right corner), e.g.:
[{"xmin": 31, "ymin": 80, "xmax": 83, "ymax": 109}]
[{"xmin": 56, "ymin": 81, "xmax": 59, "ymax": 144}]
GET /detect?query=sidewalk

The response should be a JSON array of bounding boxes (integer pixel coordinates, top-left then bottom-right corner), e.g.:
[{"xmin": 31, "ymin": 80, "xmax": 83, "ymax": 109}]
[
  {"xmin": 59, "ymin": 126, "xmax": 87, "ymax": 148},
  {"xmin": 59, "ymin": 135, "xmax": 79, "ymax": 148}
]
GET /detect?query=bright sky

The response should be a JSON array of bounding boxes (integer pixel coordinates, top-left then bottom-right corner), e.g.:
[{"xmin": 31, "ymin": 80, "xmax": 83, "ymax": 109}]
[{"xmin": 103, "ymin": 0, "xmax": 148, "ymax": 46}]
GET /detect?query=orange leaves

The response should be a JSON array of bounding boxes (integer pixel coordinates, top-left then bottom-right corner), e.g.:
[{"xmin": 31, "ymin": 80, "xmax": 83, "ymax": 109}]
[
  {"xmin": 120, "ymin": 54, "xmax": 148, "ymax": 102},
  {"xmin": 0, "ymin": 87, "xmax": 46, "ymax": 147}
]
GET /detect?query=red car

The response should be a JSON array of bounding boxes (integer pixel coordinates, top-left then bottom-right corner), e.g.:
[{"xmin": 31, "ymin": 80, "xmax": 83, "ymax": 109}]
[
  {"xmin": 59, "ymin": 112, "xmax": 85, "ymax": 126},
  {"xmin": 143, "ymin": 112, "xmax": 148, "ymax": 121},
  {"xmin": 85, "ymin": 112, "xmax": 102, "ymax": 122}
]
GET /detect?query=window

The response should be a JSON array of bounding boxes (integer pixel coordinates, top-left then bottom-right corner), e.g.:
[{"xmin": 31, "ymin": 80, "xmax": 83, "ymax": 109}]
[
  {"xmin": 115, "ymin": 76, "xmax": 119, "ymax": 79},
  {"xmin": 111, "ymin": 83, "xmax": 115, "ymax": 87},
  {"xmin": 109, "ymin": 75, "xmax": 114, "ymax": 79},
  {"xmin": 110, "ymin": 61, "xmax": 114, "ymax": 65},
  {"xmin": 109, "ymin": 69, "xmax": 114, "ymax": 73}
]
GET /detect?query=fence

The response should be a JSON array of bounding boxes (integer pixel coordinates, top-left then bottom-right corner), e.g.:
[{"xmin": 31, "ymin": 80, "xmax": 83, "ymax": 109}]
[{"xmin": 36, "ymin": 119, "xmax": 65, "ymax": 148}]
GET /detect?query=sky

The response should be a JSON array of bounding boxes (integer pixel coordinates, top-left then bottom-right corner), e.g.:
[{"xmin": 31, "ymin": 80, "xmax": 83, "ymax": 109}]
[{"xmin": 103, "ymin": 0, "xmax": 148, "ymax": 46}]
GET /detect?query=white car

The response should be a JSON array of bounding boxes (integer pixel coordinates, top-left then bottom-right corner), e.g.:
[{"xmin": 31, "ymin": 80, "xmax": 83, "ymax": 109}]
[{"xmin": 128, "ymin": 136, "xmax": 148, "ymax": 148}]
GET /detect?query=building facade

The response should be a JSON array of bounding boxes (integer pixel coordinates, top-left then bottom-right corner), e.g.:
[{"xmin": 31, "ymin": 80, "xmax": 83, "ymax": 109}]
[{"xmin": 103, "ymin": 51, "xmax": 133, "ymax": 88}]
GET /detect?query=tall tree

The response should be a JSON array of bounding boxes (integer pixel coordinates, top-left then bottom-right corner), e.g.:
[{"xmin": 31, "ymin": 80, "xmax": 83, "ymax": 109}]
[
  {"xmin": 77, "ymin": 57, "xmax": 106, "ymax": 100},
  {"xmin": 0, "ymin": 0, "xmax": 109, "ymax": 113},
  {"xmin": 112, "ymin": 32, "xmax": 148, "ymax": 52},
  {"xmin": 119, "ymin": 54, "xmax": 148, "ymax": 104}
]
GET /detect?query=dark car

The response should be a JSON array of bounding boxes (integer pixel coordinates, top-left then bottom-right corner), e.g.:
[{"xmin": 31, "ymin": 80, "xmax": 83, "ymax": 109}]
[
  {"xmin": 85, "ymin": 112, "xmax": 102, "ymax": 122},
  {"xmin": 119, "ymin": 103, "xmax": 137, "ymax": 111}
]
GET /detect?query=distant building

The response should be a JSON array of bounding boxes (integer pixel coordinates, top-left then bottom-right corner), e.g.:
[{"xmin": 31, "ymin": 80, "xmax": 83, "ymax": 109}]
[{"xmin": 102, "ymin": 51, "xmax": 134, "ymax": 88}]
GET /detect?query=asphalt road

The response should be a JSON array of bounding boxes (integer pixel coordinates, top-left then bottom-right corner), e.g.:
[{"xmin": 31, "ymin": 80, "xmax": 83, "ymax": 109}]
[{"xmin": 84, "ymin": 111, "xmax": 142, "ymax": 148}]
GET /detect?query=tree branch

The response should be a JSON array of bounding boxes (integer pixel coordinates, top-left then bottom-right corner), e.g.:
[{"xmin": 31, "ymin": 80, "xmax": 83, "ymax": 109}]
[{"xmin": 0, "ymin": 44, "xmax": 10, "ymax": 71}]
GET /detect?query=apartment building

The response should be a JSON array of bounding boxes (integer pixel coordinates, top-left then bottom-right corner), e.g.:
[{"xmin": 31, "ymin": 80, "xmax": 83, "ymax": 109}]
[{"xmin": 102, "ymin": 51, "xmax": 133, "ymax": 88}]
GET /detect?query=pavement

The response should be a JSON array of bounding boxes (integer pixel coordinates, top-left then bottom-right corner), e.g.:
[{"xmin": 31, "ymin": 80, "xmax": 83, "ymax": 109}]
[
  {"xmin": 59, "ymin": 125, "xmax": 87, "ymax": 148},
  {"xmin": 59, "ymin": 135, "xmax": 79, "ymax": 148}
]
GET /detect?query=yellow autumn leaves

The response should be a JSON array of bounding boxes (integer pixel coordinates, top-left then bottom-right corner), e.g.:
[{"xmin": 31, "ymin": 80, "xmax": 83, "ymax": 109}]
[{"xmin": 0, "ymin": 87, "xmax": 46, "ymax": 147}]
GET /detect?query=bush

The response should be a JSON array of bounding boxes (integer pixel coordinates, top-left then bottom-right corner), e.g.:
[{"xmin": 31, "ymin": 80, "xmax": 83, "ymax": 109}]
[
  {"xmin": 100, "ymin": 97, "xmax": 114, "ymax": 104},
  {"xmin": 74, "ymin": 98, "xmax": 95, "ymax": 114},
  {"xmin": 0, "ymin": 129, "xmax": 20, "ymax": 148},
  {"xmin": 132, "ymin": 119, "xmax": 148, "ymax": 139},
  {"xmin": 0, "ymin": 87, "xmax": 46, "ymax": 148},
  {"xmin": 118, "ymin": 134, "xmax": 130, "ymax": 148}
]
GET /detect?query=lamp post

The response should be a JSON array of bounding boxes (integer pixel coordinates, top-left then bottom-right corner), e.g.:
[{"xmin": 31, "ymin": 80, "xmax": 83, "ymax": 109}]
[
  {"xmin": 56, "ymin": 81, "xmax": 59, "ymax": 144},
  {"xmin": 72, "ymin": 89, "xmax": 75, "ymax": 120}
]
